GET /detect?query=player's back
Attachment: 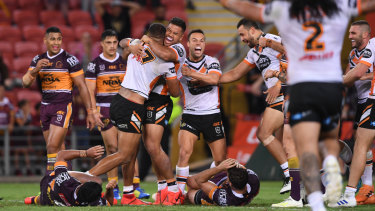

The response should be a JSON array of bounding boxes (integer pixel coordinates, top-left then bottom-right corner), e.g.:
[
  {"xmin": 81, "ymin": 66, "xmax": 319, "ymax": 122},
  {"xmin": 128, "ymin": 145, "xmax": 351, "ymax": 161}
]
[
  {"xmin": 262, "ymin": 0, "xmax": 360, "ymax": 85},
  {"xmin": 121, "ymin": 45, "xmax": 176, "ymax": 99}
]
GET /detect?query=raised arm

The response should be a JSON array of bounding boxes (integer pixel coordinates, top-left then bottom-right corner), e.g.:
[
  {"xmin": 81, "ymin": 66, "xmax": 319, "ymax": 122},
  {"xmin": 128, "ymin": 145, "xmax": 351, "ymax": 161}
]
[
  {"xmin": 218, "ymin": 0, "xmax": 264, "ymax": 23},
  {"xmin": 219, "ymin": 61, "xmax": 253, "ymax": 84},
  {"xmin": 141, "ymin": 35, "xmax": 178, "ymax": 62}
]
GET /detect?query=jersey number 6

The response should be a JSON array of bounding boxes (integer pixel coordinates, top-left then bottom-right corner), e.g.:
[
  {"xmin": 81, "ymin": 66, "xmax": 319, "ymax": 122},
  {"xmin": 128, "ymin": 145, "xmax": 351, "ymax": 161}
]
[{"xmin": 303, "ymin": 22, "xmax": 325, "ymax": 52}]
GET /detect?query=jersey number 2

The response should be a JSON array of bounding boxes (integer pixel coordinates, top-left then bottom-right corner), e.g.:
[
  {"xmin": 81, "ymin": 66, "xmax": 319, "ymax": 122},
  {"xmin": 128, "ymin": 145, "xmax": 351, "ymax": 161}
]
[
  {"xmin": 142, "ymin": 49, "xmax": 156, "ymax": 64},
  {"xmin": 303, "ymin": 22, "xmax": 325, "ymax": 52}
]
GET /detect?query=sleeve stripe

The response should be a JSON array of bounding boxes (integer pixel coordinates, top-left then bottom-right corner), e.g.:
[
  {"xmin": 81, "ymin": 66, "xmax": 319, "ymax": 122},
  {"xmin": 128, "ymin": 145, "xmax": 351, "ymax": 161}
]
[
  {"xmin": 243, "ymin": 59, "xmax": 256, "ymax": 68},
  {"xmin": 360, "ymin": 60, "xmax": 372, "ymax": 67},
  {"xmin": 54, "ymin": 161, "xmax": 68, "ymax": 168},
  {"xmin": 208, "ymin": 187, "xmax": 218, "ymax": 200},
  {"xmin": 85, "ymin": 78, "xmax": 96, "ymax": 82},
  {"xmin": 70, "ymin": 69, "xmax": 84, "ymax": 77},
  {"xmin": 166, "ymin": 76, "xmax": 177, "ymax": 80}
]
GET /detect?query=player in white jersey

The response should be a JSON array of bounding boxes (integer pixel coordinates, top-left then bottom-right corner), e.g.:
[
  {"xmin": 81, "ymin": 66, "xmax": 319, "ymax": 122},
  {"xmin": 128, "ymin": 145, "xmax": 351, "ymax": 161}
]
[
  {"xmin": 339, "ymin": 35, "xmax": 375, "ymax": 206},
  {"xmin": 218, "ymin": 0, "xmax": 375, "ymax": 210},
  {"xmin": 87, "ymin": 23, "xmax": 181, "ymax": 205},
  {"xmin": 219, "ymin": 19, "xmax": 291, "ymax": 195},
  {"xmin": 176, "ymin": 29, "xmax": 226, "ymax": 195},
  {"xmin": 341, "ymin": 20, "xmax": 375, "ymax": 205},
  {"xmin": 139, "ymin": 17, "xmax": 187, "ymax": 205}
]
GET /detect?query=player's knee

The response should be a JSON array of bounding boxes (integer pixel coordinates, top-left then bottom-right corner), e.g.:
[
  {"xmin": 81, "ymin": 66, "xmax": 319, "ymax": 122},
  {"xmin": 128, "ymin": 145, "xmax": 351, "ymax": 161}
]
[
  {"xmin": 144, "ymin": 142, "xmax": 160, "ymax": 156},
  {"xmin": 179, "ymin": 147, "xmax": 193, "ymax": 160},
  {"xmin": 46, "ymin": 142, "xmax": 60, "ymax": 153}
]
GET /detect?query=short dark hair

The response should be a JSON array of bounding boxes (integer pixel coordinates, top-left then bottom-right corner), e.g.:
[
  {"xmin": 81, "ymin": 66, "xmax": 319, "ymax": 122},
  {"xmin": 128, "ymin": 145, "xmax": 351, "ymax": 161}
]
[
  {"xmin": 228, "ymin": 167, "xmax": 248, "ymax": 190},
  {"xmin": 169, "ymin": 17, "xmax": 186, "ymax": 33},
  {"xmin": 290, "ymin": 0, "xmax": 340, "ymax": 22},
  {"xmin": 146, "ymin": 23, "xmax": 166, "ymax": 40},
  {"xmin": 45, "ymin": 26, "xmax": 61, "ymax": 35},
  {"xmin": 237, "ymin": 18, "xmax": 260, "ymax": 30},
  {"xmin": 101, "ymin": 29, "xmax": 118, "ymax": 41},
  {"xmin": 188, "ymin": 29, "xmax": 205, "ymax": 41},
  {"xmin": 351, "ymin": 20, "xmax": 371, "ymax": 34},
  {"xmin": 18, "ymin": 99, "xmax": 28, "ymax": 108},
  {"xmin": 76, "ymin": 182, "xmax": 102, "ymax": 205}
]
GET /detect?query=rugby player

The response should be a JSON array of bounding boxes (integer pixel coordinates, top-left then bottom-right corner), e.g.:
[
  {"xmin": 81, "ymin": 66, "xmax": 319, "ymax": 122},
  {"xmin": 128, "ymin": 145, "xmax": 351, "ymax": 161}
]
[
  {"xmin": 219, "ymin": 19, "xmax": 291, "ymax": 194},
  {"xmin": 218, "ymin": 0, "xmax": 375, "ymax": 210},
  {"xmin": 24, "ymin": 145, "xmax": 116, "ymax": 206},
  {"xmin": 177, "ymin": 29, "xmax": 227, "ymax": 195},
  {"xmin": 22, "ymin": 26, "xmax": 96, "ymax": 174},
  {"xmin": 186, "ymin": 158, "xmax": 259, "ymax": 206},
  {"xmin": 87, "ymin": 23, "xmax": 181, "ymax": 205}
]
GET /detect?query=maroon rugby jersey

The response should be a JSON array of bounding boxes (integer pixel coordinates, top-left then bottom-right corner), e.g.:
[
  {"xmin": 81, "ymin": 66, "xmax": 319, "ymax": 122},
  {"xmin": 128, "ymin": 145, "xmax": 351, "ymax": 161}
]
[{"xmin": 28, "ymin": 49, "xmax": 84, "ymax": 104}]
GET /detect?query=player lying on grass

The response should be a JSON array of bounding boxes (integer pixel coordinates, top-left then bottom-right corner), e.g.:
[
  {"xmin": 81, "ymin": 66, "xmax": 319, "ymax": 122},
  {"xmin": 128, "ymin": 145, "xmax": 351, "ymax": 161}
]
[
  {"xmin": 25, "ymin": 145, "xmax": 116, "ymax": 206},
  {"xmin": 186, "ymin": 158, "xmax": 259, "ymax": 206}
]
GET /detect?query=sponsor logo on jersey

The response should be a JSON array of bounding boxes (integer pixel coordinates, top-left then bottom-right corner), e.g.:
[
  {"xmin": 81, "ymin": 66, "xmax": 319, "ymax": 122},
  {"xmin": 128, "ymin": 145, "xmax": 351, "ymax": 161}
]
[
  {"xmin": 363, "ymin": 49, "xmax": 372, "ymax": 59},
  {"xmin": 172, "ymin": 45, "xmax": 184, "ymax": 57},
  {"xmin": 102, "ymin": 76, "xmax": 122, "ymax": 88},
  {"xmin": 67, "ymin": 56, "xmax": 79, "ymax": 67},
  {"xmin": 42, "ymin": 73, "xmax": 61, "ymax": 85},
  {"xmin": 257, "ymin": 55, "xmax": 271, "ymax": 71},
  {"xmin": 218, "ymin": 189, "xmax": 228, "ymax": 206}
]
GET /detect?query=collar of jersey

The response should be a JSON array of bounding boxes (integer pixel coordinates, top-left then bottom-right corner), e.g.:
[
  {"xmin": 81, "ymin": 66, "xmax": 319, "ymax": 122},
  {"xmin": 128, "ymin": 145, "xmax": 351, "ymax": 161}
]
[
  {"xmin": 47, "ymin": 49, "xmax": 64, "ymax": 59},
  {"xmin": 231, "ymin": 183, "xmax": 251, "ymax": 198},
  {"xmin": 100, "ymin": 52, "xmax": 119, "ymax": 62}
]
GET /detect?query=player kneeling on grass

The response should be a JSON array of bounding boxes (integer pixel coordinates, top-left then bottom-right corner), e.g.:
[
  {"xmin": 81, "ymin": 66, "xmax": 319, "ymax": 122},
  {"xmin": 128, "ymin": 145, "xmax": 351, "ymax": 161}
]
[
  {"xmin": 25, "ymin": 146, "xmax": 116, "ymax": 206},
  {"xmin": 186, "ymin": 158, "xmax": 259, "ymax": 206}
]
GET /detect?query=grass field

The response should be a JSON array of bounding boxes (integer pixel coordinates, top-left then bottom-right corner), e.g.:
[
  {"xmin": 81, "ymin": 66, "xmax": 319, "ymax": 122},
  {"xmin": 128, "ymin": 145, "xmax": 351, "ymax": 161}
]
[{"xmin": 1, "ymin": 181, "xmax": 374, "ymax": 210}]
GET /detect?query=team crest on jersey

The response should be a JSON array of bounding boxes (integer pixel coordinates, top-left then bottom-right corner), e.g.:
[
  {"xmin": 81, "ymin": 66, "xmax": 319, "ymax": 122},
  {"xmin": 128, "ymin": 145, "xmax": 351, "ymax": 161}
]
[
  {"xmin": 32, "ymin": 55, "xmax": 39, "ymax": 63},
  {"xmin": 87, "ymin": 63, "xmax": 96, "ymax": 72},
  {"xmin": 257, "ymin": 55, "xmax": 271, "ymax": 71},
  {"xmin": 172, "ymin": 45, "xmax": 184, "ymax": 57},
  {"xmin": 99, "ymin": 64, "xmax": 105, "ymax": 71},
  {"xmin": 56, "ymin": 61, "xmax": 63, "ymax": 68},
  {"xmin": 363, "ymin": 49, "xmax": 372, "ymax": 59}
]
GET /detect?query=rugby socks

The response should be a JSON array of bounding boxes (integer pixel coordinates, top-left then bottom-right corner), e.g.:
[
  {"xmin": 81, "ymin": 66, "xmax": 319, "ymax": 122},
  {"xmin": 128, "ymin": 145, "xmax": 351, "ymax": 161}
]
[
  {"xmin": 167, "ymin": 179, "xmax": 179, "ymax": 193},
  {"xmin": 157, "ymin": 180, "xmax": 167, "ymax": 191},
  {"xmin": 46, "ymin": 153, "xmax": 57, "ymax": 175},
  {"xmin": 176, "ymin": 166, "xmax": 189, "ymax": 193},
  {"xmin": 307, "ymin": 191, "xmax": 325, "ymax": 211},
  {"xmin": 133, "ymin": 176, "xmax": 140, "ymax": 189},
  {"xmin": 288, "ymin": 157, "xmax": 301, "ymax": 201},
  {"xmin": 280, "ymin": 162, "xmax": 290, "ymax": 178},
  {"xmin": 108, "ymin": 177, "xmax": 119, "ymax": 184},
  {"xmin": 344, "ymin": 185, "xmax": 356, "ymax": 197},
  {"xmin": 361, "ymin": 150, "xmax": 373, "ymax": 186},
  {"xmin": 123, "ymin": 185, "xmax": 134, "ymax": 195}
]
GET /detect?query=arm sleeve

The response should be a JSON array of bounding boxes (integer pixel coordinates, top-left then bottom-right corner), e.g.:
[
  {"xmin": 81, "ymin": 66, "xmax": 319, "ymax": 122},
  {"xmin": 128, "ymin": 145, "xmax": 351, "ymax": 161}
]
[
  {"xmin": 170, "ymin": 43, "xmax": 187, "ymax": 64},
  {"xmin": 28, "ymin": 55, "xmax": 39, "ymax": 71},
  {"xmin": 207, "ymin": 58, "xmax": 222, "ymax": 76},
  {"xmin": 359, "ymin": 41, "xmax": 375, "ymax": 67},
  {"xmin": 243, "ymin": 50, "xmax": 256, "ymax": 68},
  {"xmin": 66, "ymin": 55, "xmax": 84, "ymax": 77},
  {"xmin": 163, "ymin": 62, "xmax": 177, "ymax": 79},
  {"xmin": 342, "ymin": 0, "xmax": 361, "ymax": 16},
  {"xmin": 85, "ymin": 61, "xmax": 98, "ymax": 81}
]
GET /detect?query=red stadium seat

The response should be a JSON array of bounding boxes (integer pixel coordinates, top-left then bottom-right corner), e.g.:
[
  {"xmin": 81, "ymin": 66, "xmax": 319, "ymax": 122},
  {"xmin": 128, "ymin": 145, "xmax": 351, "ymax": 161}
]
[
  {"xmin": 0, "ymin": 26, "xmax": 22, "ymax": 43},
  {"xmin": 0, "ymin": 41, "xmax": 13, "ymax": 56},
  {"xmin": 14, "ymin": 41, "xmax": 40, "ymax": 57},
  {"xmin": 4, "ymin": 90, "xmax": 18, "ymax": 108},
  {"xmin": 67, "ymin": 41, "xmax": 81, "ymax": 56},
  {"xmin": 74, "ymin": 25, "xmax": 100, "ymax": 42},
  {"xmin": 69, "ymin": 0, "xmax": 81, "ymax": 10},
  {"xmin": 166, "ymin": 10, "xmax": 188, "ymax": 24},
  {"xmin": 205, "ymin": 43, "xmax": 225, "ymax": 62},
  {"xmin": 13, "ymin": 10, "xmax": 39, "ymax": 27},
  {"xmin": 131, "ymin": 9, "xmax": 155, "ymax": 38},
  {"xmin": 18, "ymin": 0, "xmax": 43, "ymax": 11},
  {"xmin": 161, "ymin": 0, "xmax": 185, "ymax": 11},
  {"xmin": 55, "ymin": 25, "xmax": 76, "ymax": 43},
  {"xmin": 16, "ymin": 90, "xmax": 42, "ymax": 113},
  {"xmin": 40, "ymin": 10, "xmax": 66, "ymax": 27},
  {"xmin": 2, "ymin": 0, "xmax": 19, "ymax": 12},
  {"xmin": 94, "ymin": 13, "xmax": 104, "ymax": 33},
  {"xmin": 22, "ymin": 26, "xmax": 45, "ymax": 42},
  {"xmin": 67, "ymin": 10, "xmax": 92, "ymax": 27},
  {"xmin": 1, "ymin": 53, "xmax": 13, "ymax": 68},
  {"xmin": 0, "ymin": 11, "xmax": 12, "ymax": 26},
  {"xmin": 12, "ymin": 56, "xmax": 33, "ymax": 78}
]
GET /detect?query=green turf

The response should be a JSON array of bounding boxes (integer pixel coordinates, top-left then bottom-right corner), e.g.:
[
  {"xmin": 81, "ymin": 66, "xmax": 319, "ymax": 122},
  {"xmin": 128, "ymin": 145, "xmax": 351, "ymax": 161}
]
[{"xmin": 0, "ymin": 181, "xmax": 373, "ymax": 210}]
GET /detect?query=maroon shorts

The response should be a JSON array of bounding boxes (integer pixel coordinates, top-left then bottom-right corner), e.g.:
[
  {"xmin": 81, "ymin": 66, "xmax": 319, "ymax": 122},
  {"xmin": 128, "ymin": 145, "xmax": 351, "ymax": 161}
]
[
  {"xmin": 40, "ymin": 102, "xmax": 73, "ymax": 131},
  {"xmin": 96, "ymin": 106, "xmax": 113, "ymax": 132}
]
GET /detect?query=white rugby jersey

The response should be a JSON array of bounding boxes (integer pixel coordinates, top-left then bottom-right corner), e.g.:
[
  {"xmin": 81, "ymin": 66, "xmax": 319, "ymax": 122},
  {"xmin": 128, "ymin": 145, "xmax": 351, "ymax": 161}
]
[
  {"xmin": 121, "ymin": 45, "xmax": 177, "ymax": 99},
  {"xmin": 180, "ymin": 55, "xmax": 221, "ymax": 115},
  {"xmin": 244, "ymin": 33, "xmax": 282, "ymax": 89},
  {"xmin": 151, "ymin": 43, "xmax": 186, "ymax": 95},
  {"xmin": 359, "ymin": 38, "xmax": 375, "ymax": 99},
  {"xmin": 349, "ymin": 46, "xmax": 373, "ymax": 104},
  {"xmin": 261, "ymin": 0, "xmax": 360, "ymax": 85}
]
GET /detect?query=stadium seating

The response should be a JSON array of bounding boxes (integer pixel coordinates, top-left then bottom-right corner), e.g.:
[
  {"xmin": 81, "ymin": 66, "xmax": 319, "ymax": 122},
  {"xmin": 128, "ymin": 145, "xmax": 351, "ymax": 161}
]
[
  {"xmin": 68, "ymin": 0, "xmax": 81, "ymax": 10},
  {"xmin": 0, "ymin": 26, "xmax": 22, "ymax": 43},
  {"xmin": 205, "ymin": 43, "xmax": 225, "ymax": 57},
  {"xmin": 12, "ymin": 56, "xmax": 33, "ymax": 78},
  {"xmin": 18, "ymin": 0, "xmax": 43, "ymax": 11},
  {"xmin": 40, "ymin": 10, "xmax": 66, "ymax": 27},
  {"xmin": 14, "ymin": 41, "xmax": 40, "ymax": 57},
  {"xmin": 16, "ymin": 89, "xmax": 42, "ymax": 112},
  {"xmin": 162, "ymin": 0, "xmax": 185, "ymax": 11},
  {"xmin": 2, "ymin": 0, "xmax": 18, "ymax": 12},
  {"xmin": 22, "ymin": 26, "xmax": 45, "ymax": 42},
  {"xmin": 74, "ymin": 25, "xmax": 100, "ymax": 42},
  {"xmin": 166, "ymin": 10, "xmax": 188, "ymax": 24},
  {"xmin": 0, "ymin": 41, "xmax": 14, "ymax": 67},
  {"xmin": 55, "ymin": 25, "xmax": 76, "ymax": 43},
  {"xmin": 13, "ymin": 10, "xmax": 39, "ymax": 27},
  {"xmin": 94, "ymin": 13, "xmax": 104, "ymax": 33},
  {"xmin": 131, "ymin": 9, "xmax": 155, "ymax": 38},
  {"xmin": 0, "ymin": 11, "xmax": 12, "ymax": 26},
  {"xmin": 67, "ymin": 10, "xmax": 92, "ymax": 27}
]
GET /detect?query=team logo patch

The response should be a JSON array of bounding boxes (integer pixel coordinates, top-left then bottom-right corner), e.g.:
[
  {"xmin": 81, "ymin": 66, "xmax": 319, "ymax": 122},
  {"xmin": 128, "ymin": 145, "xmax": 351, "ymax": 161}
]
[
  {"xmin": 257, "ymin": 54, "xmax": 271, "ymax": 71},
  {"xmin": 66, "ymin": 56, "xmax": 79, "ymax": 67},
  {"xmin": 172, "ymin": 45, "xmax": 184, "ymax": 57},
  {"xmin": 147, "ymin": 111, "xmax": 153, "ymax": 119},
  {"xmin": 32, "ymin": 55, "xmax": 39, "ymax": 63},
  {"xmin": 215, "ymin": 126, "xmax": 221, "ymax": 135},
  {"xmin": 56, "ymin": 114, "xmax": 63, "ymax": 122},
  {"xmin": 363, "ymin": 49, "xmax": 372, "ymax": 59},
  {"xmin": 99, "ymin": 64, "xmax": 105, "ymax": 71},
  {"xmin": 55, "ymin": 61, "xmax": 63, "ymax": 68},
  {"xmin": 169, "ymin": 67, "xmax": 176, "ymax": 74},
  {"xmin": 87, "ymin": 62, "xmax": 96, "ymax": 72},
  {"xmin": 208, "ymin": 62, "xmax": 220, "ymax": 70}
]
